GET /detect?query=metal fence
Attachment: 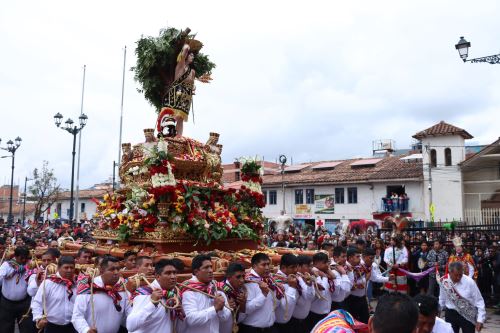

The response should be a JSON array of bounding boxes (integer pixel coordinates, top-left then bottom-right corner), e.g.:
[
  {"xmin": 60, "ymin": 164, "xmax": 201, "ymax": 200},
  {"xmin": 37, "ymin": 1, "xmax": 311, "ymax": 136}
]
[{"xmin": 464, "ymin": 208, "xmax": 500, "ymax": 225}]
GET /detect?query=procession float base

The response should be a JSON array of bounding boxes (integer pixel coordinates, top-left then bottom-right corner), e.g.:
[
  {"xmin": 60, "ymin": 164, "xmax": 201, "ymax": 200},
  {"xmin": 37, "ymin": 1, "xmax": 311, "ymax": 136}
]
[{"xmin": 91, "ymin": 227, "xmax": 258, "ymax": 253}]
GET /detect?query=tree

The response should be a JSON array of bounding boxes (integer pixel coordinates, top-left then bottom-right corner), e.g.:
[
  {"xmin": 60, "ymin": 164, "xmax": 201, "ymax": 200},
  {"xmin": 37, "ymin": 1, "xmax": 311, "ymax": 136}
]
[{"xmin": 29, "ymin": 161, "xmax": 60, "ymax": 221}]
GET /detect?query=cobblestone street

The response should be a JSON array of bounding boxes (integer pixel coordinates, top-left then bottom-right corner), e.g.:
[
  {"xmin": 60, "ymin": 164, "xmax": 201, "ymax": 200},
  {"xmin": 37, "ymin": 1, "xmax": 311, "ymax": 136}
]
[{"xmin": 483, "ymin": 309, "xmax": 500, "ymax": 333}]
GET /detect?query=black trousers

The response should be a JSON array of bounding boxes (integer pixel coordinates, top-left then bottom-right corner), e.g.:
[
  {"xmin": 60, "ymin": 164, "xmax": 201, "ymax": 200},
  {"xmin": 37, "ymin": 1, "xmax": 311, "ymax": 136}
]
[
  {"xmin": 44, "ymin": 322, "xmax": 77, "ymax": 333},
  {"xmin": 287, "ymin": 316, "xmax": 307, "ymax": 333},
  {"xmin": 0, "ymin": 294, "xmax": 36, "ymax": 333},
  {"xmin": 331, "ymin": 301, "xmax": 344, "ymax": 311},
  {"xmin": 305, "ymin": 311, "xmax": 327, "ymax": 332},
  {"xmin": 239, "ymin": 323, "xmax": 278, "ymax": 333},
  {"xmin": 445, "ymin": 308, "xmax": 475, "ymax": 333},
  {"xmin": 343, "ymin": 294, "xmax": 369, "ymax": 324}
]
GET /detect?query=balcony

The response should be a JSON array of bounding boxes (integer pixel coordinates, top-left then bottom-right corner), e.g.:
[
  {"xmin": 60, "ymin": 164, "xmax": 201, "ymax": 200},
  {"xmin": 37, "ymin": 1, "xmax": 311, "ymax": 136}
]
[{"xmin": 381, "ymin": 197, "xmax": 410, "ymax": 213}]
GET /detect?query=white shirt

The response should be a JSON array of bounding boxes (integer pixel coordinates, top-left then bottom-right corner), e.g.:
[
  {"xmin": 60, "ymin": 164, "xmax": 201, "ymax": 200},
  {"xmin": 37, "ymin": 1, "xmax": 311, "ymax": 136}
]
[
  {"xmin": 438, "ymin": 274, "xmax": 486, "ymax": 323},
  {"xmin": 431, "ymin": 317, "xmax": 454, "ymax": 333},
  {"xmin": 384, "ymin": 246, "xmax": 409, "ymax": 267},
  {"xmin": 72, "ymin": 276, "xmax": 130, "ymax": 333},
  {"xmin": 32, "ymin": 273, "xmax": 76, "ymax": 325},
  {"xmin": 310, "ymin": 271, "xmax": 348, "ymax": 315},
  {"xmin": 274, "ymin": 270, "xmax": 299, "ymax": 324},
  {"xmin": 181, "ymin": 276, "xmax": 231, "ymax": 333},
  {"xmin": 292, "ymin": 276, "xmax": 315, "ymax": 320},
  {"xmin": 241, "ymin": 269, "xmax": 276, "ymax": 328},
  {"xmin": 0, "ymin": 261, "xmax": 28, "ymax": 301},
  {"xmin": 370, "ymin": 263, "xmax": 389, "ymax": 284},
  {"xmin": 126, "ymin": 280, "xmax": 174, "ymax": 333},
  {"xmin": 27, "ymin": 273, "xmax": 39, "ymax": 297},
  {"xmin": 331, "ymin": 269, "xmax": 352, "ymax": 302}
]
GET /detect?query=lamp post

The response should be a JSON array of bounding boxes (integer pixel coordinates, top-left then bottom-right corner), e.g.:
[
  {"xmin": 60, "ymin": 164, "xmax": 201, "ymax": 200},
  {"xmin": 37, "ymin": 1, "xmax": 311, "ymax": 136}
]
[
  {"xmin": 0, "ymin": 137, "xmax": 22, "ymax": 226},
  {"xmin": 53, "ymin": 112, "xmax": 88, "ymax": 223},
  {"xmin": 22, "ymin": 176, "xmax": 33, "ymax": 224},
  {"xmin": 455, "ymin": 36, "xmax": 500, "ymax": 64},
  {"xmin": 279, "ymin": 155, "xmax": 287, "ymax": 214}
]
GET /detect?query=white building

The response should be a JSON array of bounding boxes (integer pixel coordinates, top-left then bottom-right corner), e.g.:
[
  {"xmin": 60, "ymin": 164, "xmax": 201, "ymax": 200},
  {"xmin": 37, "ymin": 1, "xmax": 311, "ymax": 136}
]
[
  {"xmin": 52, "ymin": 183, "xmax": 111, "ymax": 221},
  {"xmin": 260, "ymin": 121, "xmax": 500, "ymax": 229}
]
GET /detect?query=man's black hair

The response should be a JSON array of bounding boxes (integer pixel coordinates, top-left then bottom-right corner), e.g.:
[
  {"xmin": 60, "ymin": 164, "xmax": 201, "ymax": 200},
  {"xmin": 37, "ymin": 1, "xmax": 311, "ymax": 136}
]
[
  {"xmin": 42, "ymin": 250, "xmax": 56, "ymax": 258},
  {"xmin": 123, "ymin": 250, "xmax": 137, "ymax": 259},
  {"xmin": 171, "ymin": 258, "xmax": 185, "ymax": 272},
  {"xmin": 14, "ymin": 246, "xmax": 29, "ymax": 258},
  {"xmin": 135, "ymin": 256, "xmax": 151, "ymax": 267},
  {"xmin": 312, "ymin": 252, "xmax": 329, "ymax": 264},
  {"xmin": 372, "ymin": 293, "xmax": 419, "ymax": 333},
  {"xmin": 155, "ymin": 259, "xmax": 179, "ymax": 275},
  {"xmin": 251, "ymin": 252, "xmax": 270, "ymax": 266},
  {"xmin": 433, "ymin": 239, "xmax": 442, "ymax": 245},
  {"xmin": 321, "ymin": 242, "xmax": 334, "ymax": 250},
  {"xmin": 77, "ymin": 247, "xmax": 93, "ymax": 257},
  {"xmin": 413, "ymin": 294, "xmax": 439, "ymax": 317},
  {"xmin": 297, "ymin": 255, "xmax": 312, "ymax": 266},
  {"xmin": 226, "ymin": 262, "xmax": 245, "ymax": 278},
  {"xmin": 191, "ymin": 254, "xmax": 211, "ymax": 271},
  {"xmin": 364, "ymin": 247, "xmax": 376, "ymax": 256},
  {"xmin": 100, "ymin": 256, "xmax": 120, "ymax": 270},
  {"xmin": 347, "ymin": 247, "xmax": 360, "ymax": 258},
  {"xmin": 58, "ymin": 255, "xmax": 75, "ymax": 267},
  {"xmin": 355, "ymin": 238, "xmax": 366, "ymax": 245},
  {"xmin": 333, "ymin": 246, "xmax": 346, "ymax": 257},
  {"xmin": 279, "ymin": 253, "xmax": 298, "ymax": 268}
]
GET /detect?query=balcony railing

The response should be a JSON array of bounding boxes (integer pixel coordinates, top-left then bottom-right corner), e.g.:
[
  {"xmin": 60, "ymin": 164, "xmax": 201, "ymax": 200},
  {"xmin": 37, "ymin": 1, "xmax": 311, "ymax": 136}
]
[{"xmin": 381, "ymin": 197, "xmax": 410, "ymax": 213}]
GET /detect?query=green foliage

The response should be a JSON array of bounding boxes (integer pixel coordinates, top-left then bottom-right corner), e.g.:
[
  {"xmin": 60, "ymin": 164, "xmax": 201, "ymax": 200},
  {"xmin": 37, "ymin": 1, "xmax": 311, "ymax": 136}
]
[{"xmin": 132, "ymin": 27, "xmax": 216, "ymax": 111}]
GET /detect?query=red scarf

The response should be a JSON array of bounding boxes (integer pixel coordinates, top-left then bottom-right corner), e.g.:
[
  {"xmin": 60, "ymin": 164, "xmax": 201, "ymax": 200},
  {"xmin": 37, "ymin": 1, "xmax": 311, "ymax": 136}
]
[
  {"xmin": 246, "ymin": 272, "xmax": 285, "ymax": 299},
  {"xmin": 274, "ymin": 271, "xmax": 302, "ymax": 296},
  {"xmin": 49, "ymin": 275, "xmax": 75, "ymax": 300},
  {"xmin": 77, "ymin": 277, "xmax": 124, "ymax": 312},
  {"xmin": 179, "ymin": 279, "xmax": 217, "ymax": 298}
]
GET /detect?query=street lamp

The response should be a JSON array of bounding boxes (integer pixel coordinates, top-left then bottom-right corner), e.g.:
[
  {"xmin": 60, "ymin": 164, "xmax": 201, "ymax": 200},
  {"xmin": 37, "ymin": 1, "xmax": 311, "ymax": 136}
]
[
  {"xmin": 279, "ymin": 154, "xmax": 287, "ymax": 214},
  {"xmin": 455, "ymin": 36, "xmax": 500, "ymax": 64},
  {"xmin": 0, "ymin": 136, "xmax": 22, "ymax": 225},
  {"xmin": 54, "ymin": 112, "xmax": 88, "ymax": 223}
]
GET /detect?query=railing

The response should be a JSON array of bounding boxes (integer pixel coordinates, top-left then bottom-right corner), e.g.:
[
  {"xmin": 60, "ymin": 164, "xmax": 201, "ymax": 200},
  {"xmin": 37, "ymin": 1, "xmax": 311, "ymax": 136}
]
[
  {"xmin": 464, "ymin": 208, "xmax": 500, "ymax": 225},
  {"xmin": 380, "ymin": 197, "xmax": 410, "ymax": 213}
]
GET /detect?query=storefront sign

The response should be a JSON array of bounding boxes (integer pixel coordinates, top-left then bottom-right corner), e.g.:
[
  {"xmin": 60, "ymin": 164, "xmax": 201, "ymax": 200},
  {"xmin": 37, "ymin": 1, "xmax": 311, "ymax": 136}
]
[
  {"xmin": 295, "ymin": 204, "xmax": 312, "ymax": 214},
  {"xmin": 314, "ymin": 194, "xmax": 335, "ymax": 214}
]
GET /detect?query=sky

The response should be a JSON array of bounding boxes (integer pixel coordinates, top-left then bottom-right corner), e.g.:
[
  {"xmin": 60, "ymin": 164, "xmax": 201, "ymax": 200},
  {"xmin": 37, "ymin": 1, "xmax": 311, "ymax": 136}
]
[{"xmin": 1, "ymin": 0, "xmax": 500, "ymax": 190}]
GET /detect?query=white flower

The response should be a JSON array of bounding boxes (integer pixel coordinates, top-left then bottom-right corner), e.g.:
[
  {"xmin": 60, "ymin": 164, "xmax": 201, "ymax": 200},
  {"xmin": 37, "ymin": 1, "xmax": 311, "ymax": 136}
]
[
  {"xmin": 138, "ymin": 209, "xmax": 147, "ymax": 216},
  {"xmin": 157, "ymin": 139, "xmax": 168, "ymax": 153}
]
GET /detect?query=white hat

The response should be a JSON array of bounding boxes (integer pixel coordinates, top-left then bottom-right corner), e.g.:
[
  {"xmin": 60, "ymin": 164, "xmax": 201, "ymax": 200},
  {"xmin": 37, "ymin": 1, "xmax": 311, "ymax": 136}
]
[{"xmin": 452, "ymin": 236, "xmax": 462, "ymax": 247}]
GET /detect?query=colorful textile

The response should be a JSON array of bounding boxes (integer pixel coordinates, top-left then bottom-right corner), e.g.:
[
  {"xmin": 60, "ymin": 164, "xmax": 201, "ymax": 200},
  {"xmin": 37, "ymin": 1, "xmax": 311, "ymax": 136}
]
[
  {"xmin": 77, "ymin": 277, "xmax": 124, "ymax": 311},
  {"xmin": 273, "ymin": 271, "xmax": 302, "ymax": 295},
  {"xmin": 397, "ymin": 266, "xmax": 435, "ymax": 282},
  {"xmin": 384, "ymin": 268, "xmax": 408, "ymax": 293},
  {"xmin": 179, "ymin": 279, "xmax": 217, "ymax": 297},
  {"xmin": 311, "ymin": 309, "xmax": 368, "ymax": 333},
  {"xmin": 135, "ymin": 285, "xmax": 185, "ymax": 320},
  {"xmin": 7, "ymin": 260, "xmax": 27, "ymax": 284},
  {"xmin": 245, "ymin": 272, "xmax": 285, "ymax": 299},
  {"xmin": 48, "ymin": 275, "xmax": 75, "ymax": 300}
]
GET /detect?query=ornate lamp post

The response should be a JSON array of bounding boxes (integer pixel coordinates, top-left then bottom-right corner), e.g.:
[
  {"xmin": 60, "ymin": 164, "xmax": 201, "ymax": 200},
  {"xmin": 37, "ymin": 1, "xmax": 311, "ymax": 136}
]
[
  {"xmin": 455, "ymin": 36, "xmax": 500, "ymax": 64},
  {"xmin": 279, "ymin": 154, "xmax": 287, "ymax": 214},
  {"xmin": 53, "ymin": 112, "xmax": 88, "ymax": 223},
  {"xmin": 0, "ymin": 136, "xmax": 22, "ymax": 225}
]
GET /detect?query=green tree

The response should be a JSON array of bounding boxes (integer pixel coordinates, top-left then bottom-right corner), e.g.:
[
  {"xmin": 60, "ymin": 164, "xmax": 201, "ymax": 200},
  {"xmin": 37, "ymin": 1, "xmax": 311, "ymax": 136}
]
[{"xmin": 29, "ymin": 161, "xmax": 60, "ymax": 221}]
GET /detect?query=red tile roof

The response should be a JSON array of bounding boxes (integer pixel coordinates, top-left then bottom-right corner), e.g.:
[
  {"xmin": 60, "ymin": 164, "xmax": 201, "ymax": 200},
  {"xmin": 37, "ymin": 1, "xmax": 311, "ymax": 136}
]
[
  {"xmin": 262, "ymin": 156, "xmax": 423, "ymax": 186},
  {"xmin": 412, "ymin": 121, "xmax": 473, "ymax": 140}
]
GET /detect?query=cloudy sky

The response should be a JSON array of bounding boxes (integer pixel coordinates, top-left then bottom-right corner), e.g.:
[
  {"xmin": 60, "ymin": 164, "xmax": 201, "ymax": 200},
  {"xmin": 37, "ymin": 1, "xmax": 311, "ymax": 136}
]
[{"xmin": 1, "ymin": 0, "xmax": 500, "ymax": 190}]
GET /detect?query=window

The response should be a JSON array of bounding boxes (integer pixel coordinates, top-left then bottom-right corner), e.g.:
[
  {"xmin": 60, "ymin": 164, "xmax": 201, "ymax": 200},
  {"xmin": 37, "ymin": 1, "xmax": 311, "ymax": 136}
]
[
  {"xmin": 306, "ymin": 189, "xmax": 315, "ymax": 204},
  {"xmin": 347, "ymin": 187, "xmax": 358, "ymax": 204},
  {"xmin": 295, "ymin": 189, "xmax": 304, "ymax": 204},
  {"xmin": 269, "ymin": 191, "xmax": 277, "ymax": 205},
  {"xmin": 263, "ymin": 191, "xmax": 267, "ymax": 205},
  {"xmin": 235, "ymin": 171, "xmax": 240, "ymax": 181},
  {"xmin": 444, "ymin": 148, "xmax": 452, "ymax": 166},
  {"xmin": 81, "ymin": 202, "xmax": 86, "ymax": 213},
  {"xmin": 430, "ymin": 149, "xmax": 437, "ymax": 168},
  {"xmin": 335, "ymin": 188, "xmax": 344, "ymax": 204}
]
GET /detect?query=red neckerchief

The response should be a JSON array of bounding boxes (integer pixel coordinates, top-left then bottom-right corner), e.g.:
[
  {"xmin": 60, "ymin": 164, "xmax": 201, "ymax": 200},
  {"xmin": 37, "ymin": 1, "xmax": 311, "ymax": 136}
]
[
  {"xmin": 7, "ymin": 260, "xmax": 27, "ymax": 284},
  {"xmin": 246, "ymin": 271, "xmax": 285, "ymax": 299},
  {"xmin": 77, "ymin": 277, "xmax": 124, "ymax": 312},
  {"xmin": 135, "ymin": 284, "xmax": 185, "ymax": 321},
  {"xmin": 48, "ymin": 275, "xmax": 75, "ymax": 300},
  {"xmin": 179, "ymin": 279, "xmax": 217, "ymax": 298}
]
